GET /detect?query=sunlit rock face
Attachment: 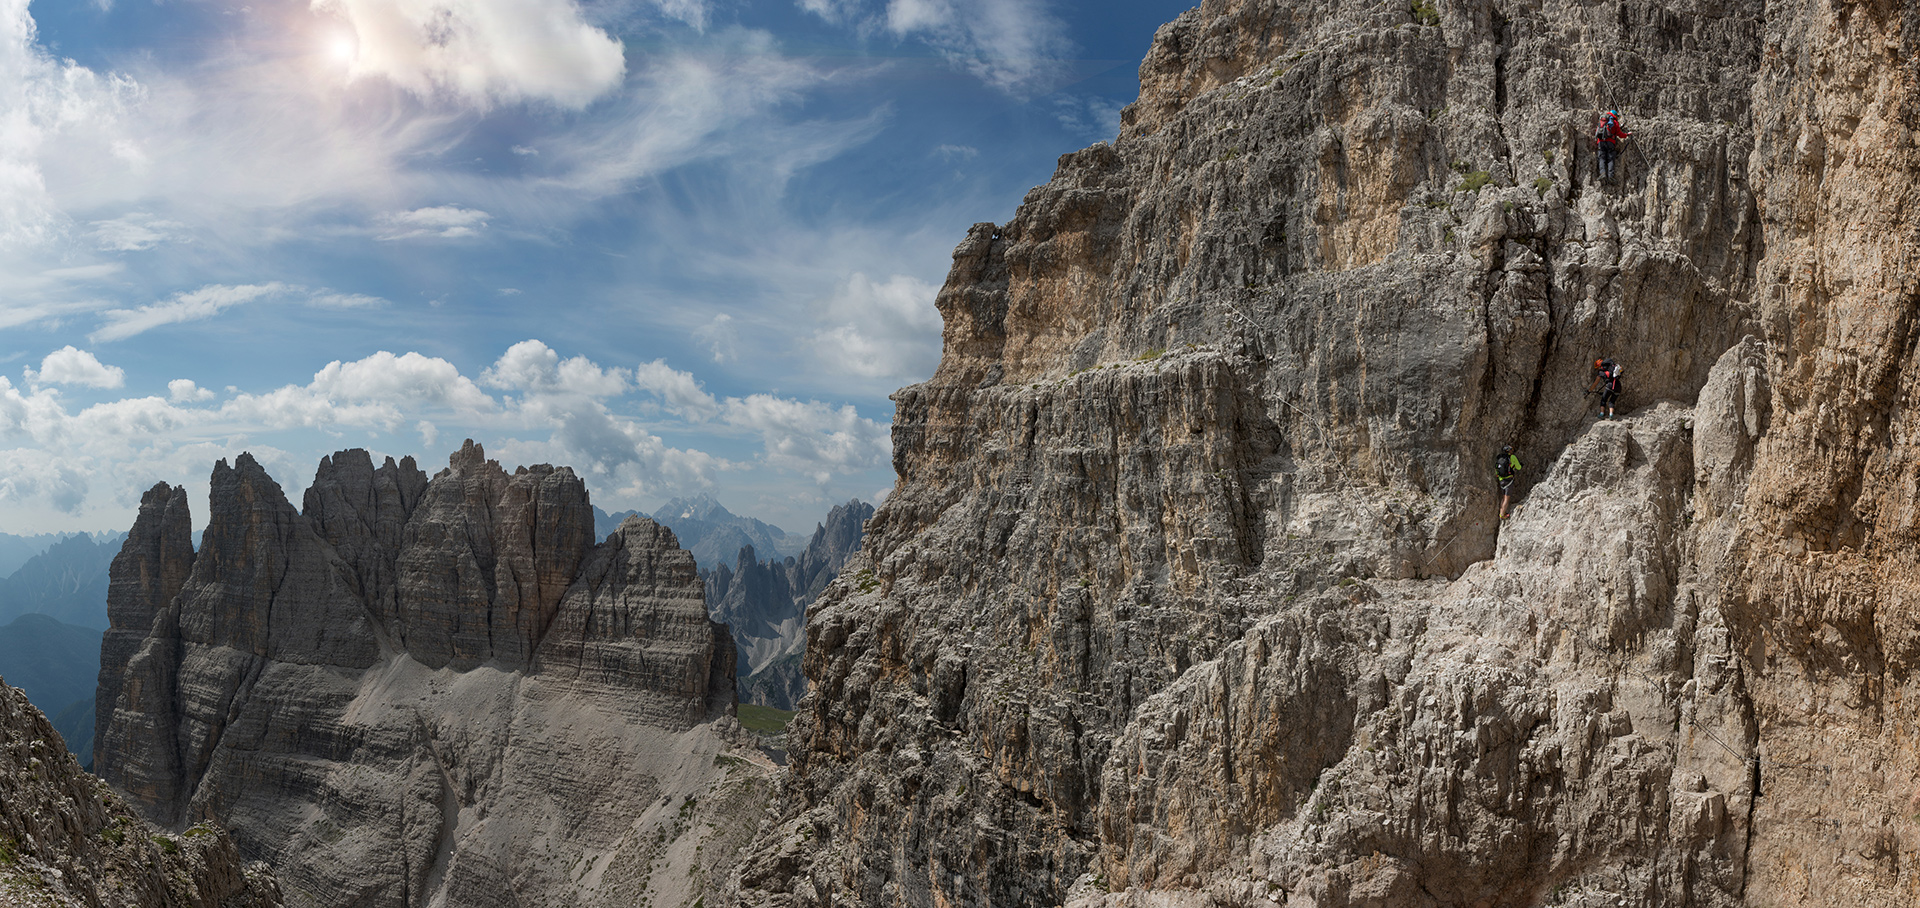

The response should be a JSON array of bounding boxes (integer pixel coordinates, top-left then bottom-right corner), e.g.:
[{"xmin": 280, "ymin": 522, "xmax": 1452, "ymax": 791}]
[
  {"xmin": 95, "ymin": 442, "xmax": 756, "ymax": 908},
  {"xmin": 734, "ymin": 0, "xmax": 1920, "ymax": 905}
]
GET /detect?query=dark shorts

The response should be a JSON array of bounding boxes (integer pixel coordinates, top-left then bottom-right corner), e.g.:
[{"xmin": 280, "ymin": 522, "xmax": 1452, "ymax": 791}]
[
  {"xmin": 1499, "ymin": 475, "xmax": 1515, "ymax": 494},
  {"xmin": 1601, "ymin": 386, "xmax": 1619, "ymax": 406}
]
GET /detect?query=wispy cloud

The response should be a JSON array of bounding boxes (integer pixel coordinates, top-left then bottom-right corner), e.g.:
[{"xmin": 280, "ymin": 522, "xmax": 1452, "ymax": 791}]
[
  {"xmin": 796, "ymin": 0, "xmax": 1073, "ymax": 92},
  {"xmin": 90, "ymin": 283, "xmax": 287, "ymax": 343},
  {"xmin": 377, "ymin": 206, "xmax": 490, "ymax": 240},
  {"xmin": 89, "ymin": 212, "xmax": 188, "ymax": 251}
]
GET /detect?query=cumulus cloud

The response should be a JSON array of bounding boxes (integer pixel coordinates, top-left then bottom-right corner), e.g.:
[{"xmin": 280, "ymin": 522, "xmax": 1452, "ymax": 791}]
[
  {"xmin": 89, "ymin": 211, "xmax": 188, "ymax": 251},
  {"xmin": 811, "ymin": 272, "xmax": 942, "ymax": 381},
  {"xmin": 24, "ymin": 346, "xmax": 126, "ymax": 388},
  {"xmin": 311, "ymin": 350, "xmax": 498, "ymax": 413},
  {"xmin": 632, "ymin": 359, "xmax": 720, "ymax": 420},
  {"xmin": 0, "ymin": 2, "xmax": 145, "ymax": 251},
  {"xmin": 314, "ymin": 0, "xmax": 627, "ymax": 109},
  {"xmin": 90, "ymin": 282, "xmax": 287, "ymax": 343},
  {"xmin": 168, "ymin": 378, "xmax": 215, "ymax": 402},
  {"xmin": 721, "ymin": 394, "xmax": 889, "ymax": 481},
  {"xmin": 481, "ymin": 339, "xmax": 630, "ymax": 397},
  {"xmin": 377, "ymin": 205, "xmax": 489, "ymax": 239}
]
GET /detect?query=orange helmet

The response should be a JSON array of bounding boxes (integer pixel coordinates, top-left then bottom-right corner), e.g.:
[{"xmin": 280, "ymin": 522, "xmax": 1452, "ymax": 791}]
[{"xmin": 1594, "ymin": 358, "xmax": 1604, "ymax": 368}]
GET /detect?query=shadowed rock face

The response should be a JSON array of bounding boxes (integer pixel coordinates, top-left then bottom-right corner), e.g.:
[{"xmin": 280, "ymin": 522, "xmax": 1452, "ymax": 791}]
[
  {"xmin": 94, "ymin": 441, "xmax": 742, "ymax": 908},
  {"xmin": 734, "ymin": 0, "xmax": 1920, "ymax": 906}
]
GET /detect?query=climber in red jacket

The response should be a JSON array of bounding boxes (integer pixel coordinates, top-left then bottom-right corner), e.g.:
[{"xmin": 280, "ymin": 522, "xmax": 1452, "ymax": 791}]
[{"xmin": 1595, "ymin": 109, "xmax": 1632, "ymax": 180}]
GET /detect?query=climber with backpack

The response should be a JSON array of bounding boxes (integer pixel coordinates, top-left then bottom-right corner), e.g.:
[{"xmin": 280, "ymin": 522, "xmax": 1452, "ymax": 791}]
[
  {"xmin": 1587, "ymin": 358, "xmax": 1623, "ymax": 418},
  {"xmin": 1595, "ymin": 109, "xmax": 1632, "ymax": 180},
  {"xmin": 1495, "ymin": 445, "xmax": 1523, "ymax": 520}
]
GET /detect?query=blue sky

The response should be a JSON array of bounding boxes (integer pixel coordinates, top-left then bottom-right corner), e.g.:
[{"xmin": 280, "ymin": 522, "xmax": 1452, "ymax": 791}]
[{"xmin": 0, "ymin": 0, "xmax": 1190, "ymax": 535}]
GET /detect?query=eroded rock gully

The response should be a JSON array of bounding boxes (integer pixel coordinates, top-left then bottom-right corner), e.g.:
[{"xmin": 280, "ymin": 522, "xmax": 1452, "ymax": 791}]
[
  {"xmin": 95, "ymin": 443, "xmax": 769, "ymax": 908},
  {"xmin": 735, "ymin": 0, "xmax": 1918, "ymax": 905}
]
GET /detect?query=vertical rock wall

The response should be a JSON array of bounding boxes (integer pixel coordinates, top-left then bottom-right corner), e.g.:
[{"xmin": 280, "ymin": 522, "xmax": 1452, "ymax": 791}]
[{"xmin": 739, "ymin": 0, "xmax": 1920, "ymax": 906}]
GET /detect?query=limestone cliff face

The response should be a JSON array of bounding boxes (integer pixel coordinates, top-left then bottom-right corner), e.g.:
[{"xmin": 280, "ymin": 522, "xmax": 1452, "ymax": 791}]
[
  {"xmin": 739, "ymin": 0, "xmax": 1918, "ymax": 905},
  {"xmin": 2, "ymin": 676, "xmax": 282, "ymax": 907},
  {"xmin": 95, "ymin": 443, "xmax": 762, "ymax": 908}
]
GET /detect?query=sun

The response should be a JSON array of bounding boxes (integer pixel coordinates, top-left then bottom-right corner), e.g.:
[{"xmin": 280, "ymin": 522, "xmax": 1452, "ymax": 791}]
[{"xmin": 327, "ymin": 34, "xmax": 356, "ymax": 65}]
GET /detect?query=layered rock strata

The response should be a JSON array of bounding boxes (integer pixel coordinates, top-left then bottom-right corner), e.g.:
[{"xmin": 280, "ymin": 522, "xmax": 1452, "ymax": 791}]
[
  {"xmin": 708, "ymin": 500, "xmax": 873, "ymax": 709},
  {"xmin": 95, "ymin": 442, "xmax": 759, "ymax": 908},
  {"xmin": 2, "ymin": 675, "xmax": 282, "ymax": 907},
  {"xmin": 738, "ymin": 0, "xmax": 1919, "ymax": 905}
]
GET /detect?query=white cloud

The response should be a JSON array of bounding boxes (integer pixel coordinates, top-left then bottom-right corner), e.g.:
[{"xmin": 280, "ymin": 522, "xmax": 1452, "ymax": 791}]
[
  {"xmin": 481, "ymin": 339, "xmax": 630, "ymax": 398},
  {"xmin": 25, "ymin": 346, "xmax": 126, "ymax": 388},
  {"xmin": 632, "ymin": 359, "xmax": 720, "ymax": 420},
  {"xmin": 811, "ymin": 271, "xmax": 941, "ymax": 381},
  {"xmin": 90, "ymin": 282, "xmax": 287, "ymax": 343},
  {"xmin": 314, "ymin": 0, "xmax": 627, "ymax": 109},
  {"xmin": 0, "ymin": 447, "xmax": 89, "ymax": 514},
  {"xmin": 168, "ymin": 378, "xmax": 215, "ymax": 402},
  {"xmin": 694, "ymin": 313, "xmax": 737, "ymax": 363},
  {"xmin": 0, "ymin": 1, "xmax": 145, "ymax": 251},
  {"xmin": 310, "ymin": 350, "xmax": 498, "ymax": 413},
  {"xmin": 377, "ymin": 205, "xmax": 489, "ymax": 239},
  {"xmin": 308, "ymin": 291, "xmax": 388, "ymax": 308},
  {"xmin": 796, "ymin": 0, "xmax": 1071, "ymax": 92},
  {"xmin": 721, "ymin": 393, "xmax": 889, "ymax": 480},
  {"xmin": 90, "ymin": 211, "xmax": 188, "ymax": 251},
  {"xmin": 933, "ymin": 143, "xmax": 977, "ymax": 160},
  {"xmin": 509, "ymin": 145, "xmax": 538, "ymax": 156}
]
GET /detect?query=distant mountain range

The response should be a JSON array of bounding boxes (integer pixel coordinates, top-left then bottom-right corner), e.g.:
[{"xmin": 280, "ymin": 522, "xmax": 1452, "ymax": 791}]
[
  {"xmin": 709, "ymin": 499, "xmax": 871, "ymax": 710},
  {"xmin": 0, "ymin": 530, "xmax": 124, "ymax": 763},
  {"xmin": 591, "ymin": 494, "xmax": 871, "ymax": 710},
  {"xmin": 0, "ymin": 531, "xmax": 124, "ymax": 629},
  {"xmin": 594, "ymin": 492, "xmax": 806, "ymax": 574},
  {"xmin": 0, "ymin": 612, "xmax": 103, "ymax": 764},
  {"xmin": 0, "ymin": 530, "xmax": 64, "ymax": 576}
]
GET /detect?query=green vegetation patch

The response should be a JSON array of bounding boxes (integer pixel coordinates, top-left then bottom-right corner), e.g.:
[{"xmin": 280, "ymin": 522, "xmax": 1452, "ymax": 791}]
[
  {"xmin": 1457, "ymin": 170, "xmax": 1492, "ymax": 192},
  {"xmin": 1410, "ymin": 0, "xmax": 1440, "ymax": 26},
  {"xmin": 1135, "ymin": 347, "xmax": 1165, "ymax": 362},
  {"xmin": 737, "ymin": 704, "xmax": 796, "ymax": 735},
  {"xmin": 1534, "ymin": 176, "xmax": 1554, "ymax": 197}
]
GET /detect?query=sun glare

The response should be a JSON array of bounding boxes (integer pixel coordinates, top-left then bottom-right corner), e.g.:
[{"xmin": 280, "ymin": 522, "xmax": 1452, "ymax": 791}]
[{"xmin": 327, "ymin": 35, "xmax": 356, "ymax": 65}]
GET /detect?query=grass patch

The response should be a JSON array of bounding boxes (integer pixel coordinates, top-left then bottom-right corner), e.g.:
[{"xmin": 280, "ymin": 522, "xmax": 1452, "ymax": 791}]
[
  {"xmin": 151, "ymin": 835, "xmax": 178, "ymax": 855},
  {"xmin": 1135, "ymin": 347, "xmax": 1165, "ymax": 362},
  {"xmin": 737, "ymin": 704, "xmax": 796, "ymax": 735},
  {"xmin": 1409, "ymin": 0, "xmax": 1440, "ymax": 26},
  {"xmin": 1456, "ymin": 171, "xmax": 1492, "ymax": 192},
  {"xmin": 1534, "ymin": 176, "xmax": 1553, "ymax": 197}
]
